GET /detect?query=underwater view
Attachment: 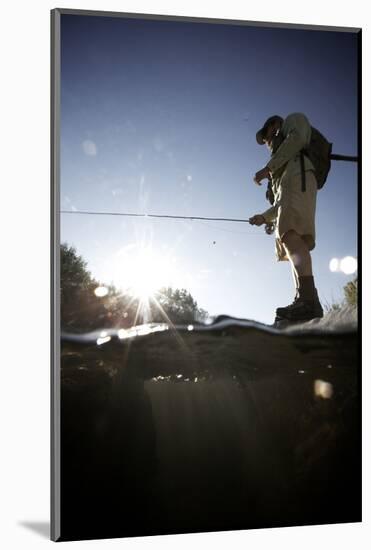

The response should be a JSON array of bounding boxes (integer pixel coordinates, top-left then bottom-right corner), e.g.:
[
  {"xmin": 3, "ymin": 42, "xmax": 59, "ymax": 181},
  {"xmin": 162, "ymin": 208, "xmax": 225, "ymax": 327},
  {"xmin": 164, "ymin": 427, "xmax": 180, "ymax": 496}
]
[{"xmin": 60, "ymin": 316, "xmax": 359, "ymax": 541}]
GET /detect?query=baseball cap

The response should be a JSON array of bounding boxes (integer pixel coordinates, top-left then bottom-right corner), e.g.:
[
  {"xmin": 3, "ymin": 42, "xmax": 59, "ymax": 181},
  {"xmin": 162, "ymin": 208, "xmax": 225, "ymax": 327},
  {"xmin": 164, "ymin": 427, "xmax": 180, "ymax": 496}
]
[{"xmin": 256, "ymin": 115, "xmax": 284, "ymax": 145}]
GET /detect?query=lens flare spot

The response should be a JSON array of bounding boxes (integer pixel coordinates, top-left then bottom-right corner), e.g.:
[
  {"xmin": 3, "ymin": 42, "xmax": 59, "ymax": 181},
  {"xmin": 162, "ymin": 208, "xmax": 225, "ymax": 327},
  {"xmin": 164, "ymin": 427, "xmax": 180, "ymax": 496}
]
[
  {"xmin": 94, "ymin": 286, "xmax": 108, "ymax": 297},
  {"xmin": 329, "ymin": 258, "xmax": 339, "ymax": 272},
  {"xmin": 340, "ymin": 256, "xmax": 357, "ymax": 275},
  {"xmin": 314, "ymin": 379, "xmax": 333, "ymax": 399}
]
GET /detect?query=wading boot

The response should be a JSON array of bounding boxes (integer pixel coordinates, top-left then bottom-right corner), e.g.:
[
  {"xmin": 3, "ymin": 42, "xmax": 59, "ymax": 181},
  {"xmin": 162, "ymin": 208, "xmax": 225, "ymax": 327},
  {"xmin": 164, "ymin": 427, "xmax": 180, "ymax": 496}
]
[
  {"xmin": 276, "ymin": 297, "xmax": 324, "ymax": 322},
  {"xmin": 276, "ymin": 276, "xmax": 324, "ymax": 322},
  {"xmin": 275, "ymin": 290, "xmax": 299, "ymax": 319}
]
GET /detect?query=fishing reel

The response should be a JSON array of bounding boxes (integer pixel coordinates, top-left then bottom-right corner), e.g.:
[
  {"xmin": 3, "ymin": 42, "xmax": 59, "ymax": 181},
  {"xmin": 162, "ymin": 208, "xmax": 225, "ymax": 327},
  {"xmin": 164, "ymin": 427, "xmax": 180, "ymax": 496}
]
[{"xmin": 264, "ymin": 222, "xmax": 275, "ymax": 235}]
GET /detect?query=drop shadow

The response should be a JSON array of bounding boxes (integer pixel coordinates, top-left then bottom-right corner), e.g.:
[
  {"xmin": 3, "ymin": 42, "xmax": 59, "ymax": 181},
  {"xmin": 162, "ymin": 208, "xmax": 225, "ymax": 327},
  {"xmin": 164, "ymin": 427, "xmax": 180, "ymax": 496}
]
[{"xmin": 18, "ymin": 521, "xmax": 50, "ymax": 539}]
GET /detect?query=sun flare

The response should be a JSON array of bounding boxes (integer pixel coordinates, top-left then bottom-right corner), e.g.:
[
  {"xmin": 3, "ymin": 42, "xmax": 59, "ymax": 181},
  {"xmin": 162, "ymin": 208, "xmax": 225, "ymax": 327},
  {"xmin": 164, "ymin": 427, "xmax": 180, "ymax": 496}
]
[{"xmin": 112, "ymin": 244, "xmax": 179, "ymax": 301}]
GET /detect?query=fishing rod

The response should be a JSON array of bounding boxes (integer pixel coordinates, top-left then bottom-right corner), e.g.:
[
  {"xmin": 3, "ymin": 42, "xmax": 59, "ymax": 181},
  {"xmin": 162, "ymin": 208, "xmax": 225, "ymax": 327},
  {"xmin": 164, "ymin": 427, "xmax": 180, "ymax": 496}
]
[
  {"xmin": 60, "ymin": 211, "xmax": 251, "ymax": 223},
  {"xmin": 330, "ymin": 154, "xmax": 358, "ymax": 162},
  {"xmin": 60, "ymin": 153, "xmax": 358, "ymax": 224}
]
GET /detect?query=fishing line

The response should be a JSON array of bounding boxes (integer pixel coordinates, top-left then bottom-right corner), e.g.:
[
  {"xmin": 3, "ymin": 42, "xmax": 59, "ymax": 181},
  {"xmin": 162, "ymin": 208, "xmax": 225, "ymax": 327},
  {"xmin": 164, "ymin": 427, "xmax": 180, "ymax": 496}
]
[
  {"xmin": 60, "ymin": 209, "xmax": 252, "ymax": 224},
  {"xmin": 196, "ymin": 219, "xmax": 266, "ymax": 235}
]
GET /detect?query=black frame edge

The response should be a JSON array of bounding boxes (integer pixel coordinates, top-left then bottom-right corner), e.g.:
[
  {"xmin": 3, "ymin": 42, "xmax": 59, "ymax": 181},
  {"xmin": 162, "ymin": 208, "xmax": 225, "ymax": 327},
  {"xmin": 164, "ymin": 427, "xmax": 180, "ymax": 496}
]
[
  {"xmin": 54, "ymin": 7, "xmax": 360, "ymax": 33},
  {"xmin": 357, "ymin": 28, "xmax": 362, "ymax": 522},
  {"xmin": 51, "ymin": 7, "xmax": 61, "ymax": 543}
]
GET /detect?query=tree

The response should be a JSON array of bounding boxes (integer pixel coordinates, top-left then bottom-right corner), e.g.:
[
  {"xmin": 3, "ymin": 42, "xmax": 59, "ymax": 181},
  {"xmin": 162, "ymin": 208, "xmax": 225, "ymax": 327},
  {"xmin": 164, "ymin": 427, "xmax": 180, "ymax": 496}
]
[
  {"xmin": 324, "ymin": 276, "xmax": 358, "ymax": 313},
  {"xmin": 60, "ymin": 243, "xmax": 133, "ymax": 331},
  {"xmin": 60, "ymin": 243, "xmax": 209, "ymax": 330},
  {"xmin": 343, "ymin": 277, "xmax": 357, "ymax": 307},
  {"xmin": 60, "ymin": 243, "xmax": 93, "ymax": 304},
  {"xmin": 151, "ymin": 287, "xmax": 208, "ymax": 324}
]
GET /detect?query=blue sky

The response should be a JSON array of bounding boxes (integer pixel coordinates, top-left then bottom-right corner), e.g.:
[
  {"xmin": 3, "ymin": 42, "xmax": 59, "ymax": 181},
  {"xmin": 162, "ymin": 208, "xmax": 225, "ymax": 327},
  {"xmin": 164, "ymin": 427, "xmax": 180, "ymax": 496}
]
[{"xmin": 60, "ymin": 14, "xmax": 358, "ymax": 324}]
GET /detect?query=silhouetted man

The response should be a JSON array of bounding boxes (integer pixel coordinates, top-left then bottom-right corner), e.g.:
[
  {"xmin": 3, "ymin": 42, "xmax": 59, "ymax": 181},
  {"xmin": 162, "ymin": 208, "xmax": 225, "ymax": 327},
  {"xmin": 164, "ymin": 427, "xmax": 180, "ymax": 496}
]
[{"xmin": 249, "ymin": 113, "xmax": 323, "ymax": 322}]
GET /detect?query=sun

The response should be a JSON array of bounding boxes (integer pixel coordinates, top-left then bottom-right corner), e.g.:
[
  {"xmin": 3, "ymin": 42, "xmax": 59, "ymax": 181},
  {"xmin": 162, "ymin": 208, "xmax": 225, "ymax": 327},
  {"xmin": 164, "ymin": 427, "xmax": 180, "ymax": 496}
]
[
  {"xmin": 129, "ymin": 254, "xmax": 161, "ymax": 299},
  {"xmin": 112, "ymin": 244, "xmax": 178, "ymax": 301}
]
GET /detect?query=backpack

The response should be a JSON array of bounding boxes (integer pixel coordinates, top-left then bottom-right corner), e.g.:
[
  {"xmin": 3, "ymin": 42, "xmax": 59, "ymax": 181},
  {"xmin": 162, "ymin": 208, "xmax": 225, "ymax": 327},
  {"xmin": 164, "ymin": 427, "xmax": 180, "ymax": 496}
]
[
  {"xmin": 266, "ymin": 126, "xmax": 332, "ymax": 204},
  {"xmin": 303, "ymin": 126, "xmax": 332, "ymax": 189}
]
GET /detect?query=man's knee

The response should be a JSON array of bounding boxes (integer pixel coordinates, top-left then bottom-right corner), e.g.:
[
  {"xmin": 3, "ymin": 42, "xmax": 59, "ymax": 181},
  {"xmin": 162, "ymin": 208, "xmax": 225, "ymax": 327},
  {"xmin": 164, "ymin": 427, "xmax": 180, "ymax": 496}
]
[
  {"xmin": 282, "ymin": 230, "xmax": 309, "ymax": 255},
  {"xmin": 282, "ymin": 230, "xmax": 300, "ymax": 247}
]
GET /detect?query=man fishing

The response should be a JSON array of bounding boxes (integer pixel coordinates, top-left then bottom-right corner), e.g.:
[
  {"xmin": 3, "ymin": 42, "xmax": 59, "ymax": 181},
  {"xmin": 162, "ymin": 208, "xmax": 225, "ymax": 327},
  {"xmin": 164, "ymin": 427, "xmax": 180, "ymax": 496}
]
[{"xmin": 248, "ymin": 113, "xmax": 324, "ymax": 323}]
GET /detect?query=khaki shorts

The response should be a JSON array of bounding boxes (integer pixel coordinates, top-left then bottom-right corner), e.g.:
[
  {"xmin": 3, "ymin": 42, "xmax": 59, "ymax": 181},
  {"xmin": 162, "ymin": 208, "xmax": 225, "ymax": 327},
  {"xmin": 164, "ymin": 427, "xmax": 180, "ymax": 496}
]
[{"xmin": 274, "ymin": 170, "xmax": 317, "ymax": 262}]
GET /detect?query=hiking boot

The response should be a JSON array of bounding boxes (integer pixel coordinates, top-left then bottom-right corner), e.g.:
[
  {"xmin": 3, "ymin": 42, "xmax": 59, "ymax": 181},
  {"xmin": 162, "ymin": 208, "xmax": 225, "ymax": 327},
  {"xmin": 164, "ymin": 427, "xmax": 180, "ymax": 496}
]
[
  {"xmin": 275, "ymin": 292, "xmax": 300, "ymax": 318},
  {"xmin": 276, "ymin": 298, "xmax": 324, "ymax": 322}
]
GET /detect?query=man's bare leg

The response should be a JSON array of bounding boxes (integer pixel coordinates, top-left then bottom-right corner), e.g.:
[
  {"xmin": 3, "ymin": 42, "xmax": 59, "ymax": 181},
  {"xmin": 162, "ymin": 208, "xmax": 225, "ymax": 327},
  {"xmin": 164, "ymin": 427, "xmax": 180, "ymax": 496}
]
[
  {"xmin": 290, "ymin": 261, "xmax": 299, "ymax": 299},
  {"xmin": 282, "ymin": 229, "xmax": 313, "ymax": 278},
  {"xmin": 276, "ymin": 230, "xmax": 323, "ymax": 320}
]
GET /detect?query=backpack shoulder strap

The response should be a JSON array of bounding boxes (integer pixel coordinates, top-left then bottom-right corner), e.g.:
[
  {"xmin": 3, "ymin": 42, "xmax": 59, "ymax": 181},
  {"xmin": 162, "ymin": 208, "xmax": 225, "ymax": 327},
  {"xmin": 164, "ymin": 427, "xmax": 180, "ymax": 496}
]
[{"xmin": 300, "ymin": 151, "xmax": 306, "ymax": 192}]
